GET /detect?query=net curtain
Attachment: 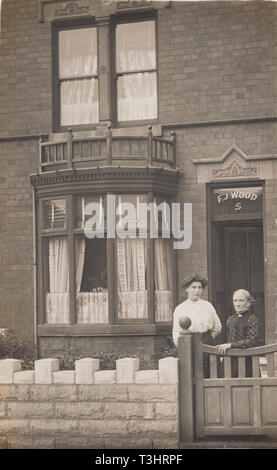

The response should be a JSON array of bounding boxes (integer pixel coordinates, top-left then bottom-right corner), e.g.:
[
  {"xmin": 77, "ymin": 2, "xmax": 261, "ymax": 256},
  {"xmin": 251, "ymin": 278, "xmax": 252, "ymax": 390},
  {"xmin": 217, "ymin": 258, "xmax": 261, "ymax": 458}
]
[
  {"xmin": 116, "ymin": 22, "xmax": 157, "ymax": 121},
  {"xmin": 154, "ymin": 239, "xmax": 173, "ymax": 322},
  {"xmin": 46, "ymin": 238, "xmax": 69, "ymax": 323},
  {"xmin": 117, "ymin": 238, "xmax": 148, "ymax": 319},
  {"xmin": 59, "ymin": 28, "xmax": 98, "ymax": 125}
]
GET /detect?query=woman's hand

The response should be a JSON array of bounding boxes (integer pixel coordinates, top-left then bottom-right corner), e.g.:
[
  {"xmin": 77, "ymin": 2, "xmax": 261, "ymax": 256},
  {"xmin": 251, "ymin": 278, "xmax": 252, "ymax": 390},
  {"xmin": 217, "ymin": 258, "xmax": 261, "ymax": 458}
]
[{"xmin": 217, "ymin": 343, "xmax": 231, "ymax": 354}]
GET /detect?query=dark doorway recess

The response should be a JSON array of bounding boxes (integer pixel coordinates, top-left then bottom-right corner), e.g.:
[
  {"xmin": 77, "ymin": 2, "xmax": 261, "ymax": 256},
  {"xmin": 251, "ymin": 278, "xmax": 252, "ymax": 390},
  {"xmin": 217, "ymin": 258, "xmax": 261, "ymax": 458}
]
[{"xmin": 208, "ymin": 184, "xmax": 265, "ymax": 345}]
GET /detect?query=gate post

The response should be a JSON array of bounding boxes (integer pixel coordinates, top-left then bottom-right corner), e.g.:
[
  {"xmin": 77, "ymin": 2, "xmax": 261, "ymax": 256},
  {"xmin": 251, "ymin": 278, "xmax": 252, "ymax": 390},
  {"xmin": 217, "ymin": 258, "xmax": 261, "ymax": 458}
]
[{"xmin": 178, "ymin": 331, "xmax": 195, "ymax": 442}]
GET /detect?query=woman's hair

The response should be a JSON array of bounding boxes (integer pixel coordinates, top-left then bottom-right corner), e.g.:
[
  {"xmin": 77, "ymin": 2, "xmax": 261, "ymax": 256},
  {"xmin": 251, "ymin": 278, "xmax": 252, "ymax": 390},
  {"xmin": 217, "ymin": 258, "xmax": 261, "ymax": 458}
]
[
  {"xmin": 233, "ymin": 289, "xmax": 255, "ymax": 304},
  {"xmin": 183, "ymin": 273, "xmax": 208, "ymax": 289}
]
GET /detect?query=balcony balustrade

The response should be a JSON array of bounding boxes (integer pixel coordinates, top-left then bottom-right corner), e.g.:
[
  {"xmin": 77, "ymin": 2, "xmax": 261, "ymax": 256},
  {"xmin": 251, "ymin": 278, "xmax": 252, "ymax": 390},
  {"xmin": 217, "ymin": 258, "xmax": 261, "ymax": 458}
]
[{"xmin": 39, "ymin": 125, "xmax": 176, "ymax": 173}]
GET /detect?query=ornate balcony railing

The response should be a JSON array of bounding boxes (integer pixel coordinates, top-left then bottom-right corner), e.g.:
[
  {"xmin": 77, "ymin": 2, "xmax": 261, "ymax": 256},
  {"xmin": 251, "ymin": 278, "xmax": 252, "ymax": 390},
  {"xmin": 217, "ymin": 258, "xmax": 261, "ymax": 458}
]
[{"xmin": 39, "ymin": 125, "xmax": 176, "ymax": 173}]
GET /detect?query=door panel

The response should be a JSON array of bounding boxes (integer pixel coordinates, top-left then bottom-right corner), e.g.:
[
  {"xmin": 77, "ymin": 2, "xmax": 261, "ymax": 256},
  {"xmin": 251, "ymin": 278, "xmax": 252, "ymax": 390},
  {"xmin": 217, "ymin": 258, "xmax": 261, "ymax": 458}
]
[{"xmin": 214, "ymin": 223, "xmax": 264, "ymax": 344}]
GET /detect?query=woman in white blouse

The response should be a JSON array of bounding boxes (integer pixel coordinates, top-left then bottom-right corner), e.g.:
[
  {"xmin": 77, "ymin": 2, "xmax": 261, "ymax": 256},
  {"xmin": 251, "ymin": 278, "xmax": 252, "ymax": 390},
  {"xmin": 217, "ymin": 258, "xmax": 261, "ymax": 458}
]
[{"xmin": 172, "ymin": 274, "xmax": 222, "ymax": 347}]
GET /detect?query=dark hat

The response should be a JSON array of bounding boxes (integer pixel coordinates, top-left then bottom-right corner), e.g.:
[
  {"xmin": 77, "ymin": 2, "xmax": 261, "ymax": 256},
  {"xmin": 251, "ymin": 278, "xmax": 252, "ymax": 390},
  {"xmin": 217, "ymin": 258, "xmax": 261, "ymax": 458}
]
[{"xmin": 183, "ymin": 273, "xmax": 208, "ymax": 289}]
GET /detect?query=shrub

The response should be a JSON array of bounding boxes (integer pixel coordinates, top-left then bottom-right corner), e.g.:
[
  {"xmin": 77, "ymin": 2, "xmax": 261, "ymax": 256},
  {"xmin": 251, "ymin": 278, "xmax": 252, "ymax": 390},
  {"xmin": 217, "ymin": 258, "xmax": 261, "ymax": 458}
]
[
  {"xmin": 53, "ymin": 350, "xmax": 159, "ymax": 370},
  {"xmin": 0, "ymin": 330, "xmax": 177, "ymax": 371},
  {"xmin": 0, "ymin": 330, "xmax": 20, "ymax": 358},
  {"xmin": 0, "ymin": 330, "xmax": 35, "ymax": 370},
  {"xmin": 159, "ymin": 335, "xmax": 178, "ymax": 359}
]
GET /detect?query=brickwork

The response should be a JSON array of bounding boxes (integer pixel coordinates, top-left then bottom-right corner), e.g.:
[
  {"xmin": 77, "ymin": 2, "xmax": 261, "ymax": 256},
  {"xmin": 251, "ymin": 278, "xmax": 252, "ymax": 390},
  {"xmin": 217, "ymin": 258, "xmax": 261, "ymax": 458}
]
[
  {"xmin": 1, "ymin": 1, "xmax": 277, "ymax": 136},
  {"xmin": 0, "ymin": 0, "xmax": 277, "ymax": 350},
  {"xmin": 0, "ymin": 357, "xmax": 179, "ymax": 449},
  {"xmin": 158, "ymin": 1, "xmax": 277, "ymax": 124},
  {"xmin": 38, "ymin": 333, "xmax": 169, "ymax": 359},
  {"xmin": 0, "ymin": 140, "xmax": 38, "ymax": 345}
]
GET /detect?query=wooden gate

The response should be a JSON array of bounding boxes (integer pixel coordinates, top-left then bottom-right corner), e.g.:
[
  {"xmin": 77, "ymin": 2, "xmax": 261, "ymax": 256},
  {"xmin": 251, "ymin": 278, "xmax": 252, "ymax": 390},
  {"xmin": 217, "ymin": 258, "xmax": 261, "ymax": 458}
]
[{"xmin": 179, "ymin": 332, "xmax": 277, "ymax": 442}]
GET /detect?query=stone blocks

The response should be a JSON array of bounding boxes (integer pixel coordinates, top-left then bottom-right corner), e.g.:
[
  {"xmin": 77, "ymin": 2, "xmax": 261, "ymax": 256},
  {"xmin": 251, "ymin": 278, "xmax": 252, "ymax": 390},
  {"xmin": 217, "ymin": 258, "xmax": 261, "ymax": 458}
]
[
  {"xmin": 94, "ymin": 371, "xmax": 116, "ymax": 384},
  {"xmin": 0, "ymin": 356, "xmax": 179, "ymax": 449},
  {"xmin": 13, "ymin": 371, "xmax": 35, "ymax": 384},
  {"xmin": 135, "ymin": 370, "xmax": 159, "ymax": 384},
  {"xmin": 53, "ymin": 371, "xmax": 75, "ymax": 384},
  {"xmin": 0, "ymin": 357, "xmax": 179, "ymax": 387},
  {"xmin": 0, "ymin": 356, "xmax": 179, "ymax": 386},
  {"xmin": 35, "ymin": 359, "xmax": 59, "ymax": 384},
  {"xmin": 159, "ymin": 357, "xmax": 179, "ymax": 384},
  {"xmin": 75, "ymin": 358, "xmax": 100, "ymax": 384},
  {"xmin": 116, "ymin": 358, "xmax": 140, "ymax": 383},
  {"xmin": 0, "ymin": 359, "xmax": 22, "ymax": 384}
]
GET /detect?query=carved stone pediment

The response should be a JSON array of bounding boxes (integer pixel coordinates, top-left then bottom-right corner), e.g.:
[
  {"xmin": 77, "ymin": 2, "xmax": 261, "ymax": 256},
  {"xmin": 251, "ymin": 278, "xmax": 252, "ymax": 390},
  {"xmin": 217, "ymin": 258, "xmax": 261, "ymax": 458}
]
[
  {"xmin": 55, "ymin": 2, "xmax": 89, "ymax": 16},
  {"xmin": 115, "ymin": 0, "xmax": 152, "ymax": 10},
  {"xmin": 212, "ymin": 160, "xmax": 257, "ymax": 179},
  {"xmin": 39, "ymin": 0, "xmax": 93, "ymax": 22},
  {"xmin": 193, "ymin": 144, "xmax": 277, "ymax": 183},
  {"xmin": 39, "ymin": 0, "xmax": 164, "ymax": 23}
]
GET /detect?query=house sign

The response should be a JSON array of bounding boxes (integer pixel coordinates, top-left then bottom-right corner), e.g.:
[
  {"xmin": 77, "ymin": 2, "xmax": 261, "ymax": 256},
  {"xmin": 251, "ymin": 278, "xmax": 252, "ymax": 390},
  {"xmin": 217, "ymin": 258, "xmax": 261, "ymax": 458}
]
[{"xmin": 211, "ymin": 186, "xmax": 263, "ymax": 216}]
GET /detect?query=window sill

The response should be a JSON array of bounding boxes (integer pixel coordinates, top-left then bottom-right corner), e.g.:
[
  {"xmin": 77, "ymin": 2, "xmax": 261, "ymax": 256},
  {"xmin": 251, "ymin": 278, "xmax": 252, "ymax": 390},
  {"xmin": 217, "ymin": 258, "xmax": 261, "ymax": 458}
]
[
  {"xmin": 37, "ymin": 323, "xmax": 172, "ymax": 336},
  {"xmin": 50, "ymin": 123, "xmax": 162, "ymax": 139}
]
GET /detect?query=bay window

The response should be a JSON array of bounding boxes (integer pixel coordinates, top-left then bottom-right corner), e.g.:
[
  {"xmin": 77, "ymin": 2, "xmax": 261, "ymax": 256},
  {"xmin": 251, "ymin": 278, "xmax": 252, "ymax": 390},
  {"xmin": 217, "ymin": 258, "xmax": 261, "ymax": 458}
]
[{"xmin": 38, "ymin": 192, "xmax": 175, "ymax": 328}]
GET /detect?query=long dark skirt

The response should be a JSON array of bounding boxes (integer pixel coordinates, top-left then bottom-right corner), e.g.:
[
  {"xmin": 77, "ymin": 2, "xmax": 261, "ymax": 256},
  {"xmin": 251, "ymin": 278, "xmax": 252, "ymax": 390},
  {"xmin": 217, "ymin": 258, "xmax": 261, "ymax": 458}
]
[{"xmin": 201, "ymin": 332, "xmax": 213, "ymax": 379}]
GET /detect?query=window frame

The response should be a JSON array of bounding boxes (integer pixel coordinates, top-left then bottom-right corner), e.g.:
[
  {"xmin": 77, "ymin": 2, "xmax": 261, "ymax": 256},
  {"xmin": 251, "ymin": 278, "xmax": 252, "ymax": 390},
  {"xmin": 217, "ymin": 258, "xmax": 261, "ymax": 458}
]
[
  {"xmin": 37, "ymin": 190, "xmax": 176, "ymax": 330},
  {"xmin": 52, "ymin": 19, "xmax": 99, "ymax": 132},
  {"xmin": 113, "ymin": 16, "xmax": 158, "ymax": 126},
  {"xmin": 52, "ymin": 13, "xmax": 158, "ymax": 132}
]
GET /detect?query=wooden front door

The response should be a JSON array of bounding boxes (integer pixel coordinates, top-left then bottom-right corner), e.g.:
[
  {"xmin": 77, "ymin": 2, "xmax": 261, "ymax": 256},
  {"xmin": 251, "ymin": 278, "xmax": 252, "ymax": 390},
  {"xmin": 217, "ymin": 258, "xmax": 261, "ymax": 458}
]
[{"xmin": 213, "ymin": 223, "xmax": 264, "ymax": 344}]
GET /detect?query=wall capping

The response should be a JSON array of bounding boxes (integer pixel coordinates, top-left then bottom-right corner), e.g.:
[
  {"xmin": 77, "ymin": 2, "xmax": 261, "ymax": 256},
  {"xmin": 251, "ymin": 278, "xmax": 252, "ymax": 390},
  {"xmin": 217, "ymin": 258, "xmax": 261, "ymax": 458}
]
[{"xmin": 0, "ymin": 356, "xmax": 179, "ymax": 385}]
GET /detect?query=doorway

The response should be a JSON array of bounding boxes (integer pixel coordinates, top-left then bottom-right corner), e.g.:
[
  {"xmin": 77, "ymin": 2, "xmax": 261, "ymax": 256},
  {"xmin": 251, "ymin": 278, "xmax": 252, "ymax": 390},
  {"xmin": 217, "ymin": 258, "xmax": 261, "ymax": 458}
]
[{"xmin": 212, "ymin": 220, "xmax": 265, "ymax": 344}]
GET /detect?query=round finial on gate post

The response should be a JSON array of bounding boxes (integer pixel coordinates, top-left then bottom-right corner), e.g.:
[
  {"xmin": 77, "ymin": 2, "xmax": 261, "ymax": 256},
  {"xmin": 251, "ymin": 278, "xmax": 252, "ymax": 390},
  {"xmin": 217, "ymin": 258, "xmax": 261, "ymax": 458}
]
[{"xmin": 179, "ymin": 316, "xmax": 192, "ymax": 330}]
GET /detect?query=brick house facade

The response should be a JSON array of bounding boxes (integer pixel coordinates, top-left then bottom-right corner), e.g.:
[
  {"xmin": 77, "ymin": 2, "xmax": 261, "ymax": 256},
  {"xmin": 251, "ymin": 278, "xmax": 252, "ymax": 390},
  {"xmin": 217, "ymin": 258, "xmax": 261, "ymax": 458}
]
[{"xmin": 0, "ymin": 0, "xmax": 277, "ymax": 359}]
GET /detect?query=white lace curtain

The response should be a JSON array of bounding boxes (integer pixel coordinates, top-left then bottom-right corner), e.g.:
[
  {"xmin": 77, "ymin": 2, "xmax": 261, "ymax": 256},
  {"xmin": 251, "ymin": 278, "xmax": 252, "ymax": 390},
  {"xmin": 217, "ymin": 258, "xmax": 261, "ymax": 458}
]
[
  {"xmin": 155, "ymin": 239, "xmax": 173, "ymax": 322},
  {"xmin": 116, "ymin": 21, "xmax": 157, "ymax": 121},
  {"xmin": 117, "ymin": 238, "xmax": 148, "ymax": 319},
  {"xmin": 116, "ymin": 21, "xmax": 156, "ymax": 72},
  {"xmin": 117, "ymin": 73, "xmax": 157, "ymax": 121},
  {"xmin": 61, "ymin": 79, "xmax": 99, "ymax": 126},
  {"xmin": 75, "ymin": 237, "xmax": 108, "ymax": 324},
  {"xmin": 59, "ymin": 28, "xmax": 98, "ymax": 126},
  {"xmin": 46, "ymin": 238, "xmax": 69, "ymax": 323},
  {"xmin": 45, "ymin": 236, "xmax": 171, "ymax": 324}
]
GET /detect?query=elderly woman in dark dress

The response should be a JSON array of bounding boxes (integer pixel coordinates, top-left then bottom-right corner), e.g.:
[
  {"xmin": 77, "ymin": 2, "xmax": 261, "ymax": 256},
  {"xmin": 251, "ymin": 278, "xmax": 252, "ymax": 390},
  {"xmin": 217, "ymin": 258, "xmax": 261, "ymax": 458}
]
[{"xmin": 217, "ymin": 289, "xmax": 260, "ymax": 377}]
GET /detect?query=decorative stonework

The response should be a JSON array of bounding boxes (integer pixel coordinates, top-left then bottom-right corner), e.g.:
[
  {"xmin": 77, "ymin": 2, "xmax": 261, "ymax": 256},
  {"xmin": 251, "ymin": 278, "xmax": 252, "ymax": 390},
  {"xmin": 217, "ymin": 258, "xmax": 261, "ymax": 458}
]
[
  {"xmin": 39, "ymin": 0, "xmax": 167, "ymax": 23},
  {"xmin": 212, "ymin": 160, "xmax": 257, "ymax": 179},
  {"xmin": 55, "ymin": 2, "xmax": 89, "ymax": 16},
  {"xmin": 30, "ymin": 167, "xmax": 182, "ymax": 190},
  {"xmin": 193, "ymin": 144, "xmax": 277, "ymax": 183},
  {"xmin": 99, "ymin": 65, "xmax": 109, "ymax": 75},
  {"xmin": 116, "ymin": 0, "xmax": 152, "ymax": 9},
  {"xmin": 39, "ymin": 0, "xmax": 93, "ymax": 23}
]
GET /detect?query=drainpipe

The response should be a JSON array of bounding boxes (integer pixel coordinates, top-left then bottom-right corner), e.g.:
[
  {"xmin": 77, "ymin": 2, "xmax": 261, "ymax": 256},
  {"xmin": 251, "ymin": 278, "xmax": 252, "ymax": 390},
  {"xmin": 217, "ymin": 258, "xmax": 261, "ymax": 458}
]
[{"xmin": 32, "ymin": 185, "xmax": 38, "ymax": 359}]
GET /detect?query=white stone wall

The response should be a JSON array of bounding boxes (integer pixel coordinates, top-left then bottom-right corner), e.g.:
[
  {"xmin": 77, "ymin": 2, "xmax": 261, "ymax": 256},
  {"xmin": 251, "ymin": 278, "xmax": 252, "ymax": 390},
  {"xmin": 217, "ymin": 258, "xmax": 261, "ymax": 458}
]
[{"xmin": 0, "ymin": 357, "xmax": 179, "ymax": 449}]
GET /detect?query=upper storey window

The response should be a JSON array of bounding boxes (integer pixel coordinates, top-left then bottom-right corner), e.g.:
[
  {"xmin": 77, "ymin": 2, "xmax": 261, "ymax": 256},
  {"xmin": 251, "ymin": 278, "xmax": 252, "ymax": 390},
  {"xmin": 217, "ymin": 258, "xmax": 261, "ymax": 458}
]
[
  {"xmin": 54, "ymin": 16, "xmax": 157, "ymax": 130},
  {"xmin": 59, "ymin": 27, "xmax": 99, "ymax": 126},
  {"xmin": 116, "ymin": 20, "xmax": 157, "ymax": 122}
]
